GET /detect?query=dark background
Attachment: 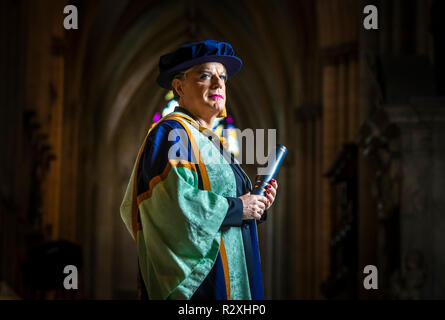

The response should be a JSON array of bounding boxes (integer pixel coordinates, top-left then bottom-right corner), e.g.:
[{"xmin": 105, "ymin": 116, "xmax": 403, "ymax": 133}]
[{"xmin": 1, "ymin": 0, "xmax": 444, "ymax": 299}]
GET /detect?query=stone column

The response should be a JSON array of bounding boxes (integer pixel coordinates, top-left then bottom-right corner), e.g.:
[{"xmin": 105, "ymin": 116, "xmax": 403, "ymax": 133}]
[{"xmin": 386, "ymin": 98, "xmax": 445, "ymax": 299}]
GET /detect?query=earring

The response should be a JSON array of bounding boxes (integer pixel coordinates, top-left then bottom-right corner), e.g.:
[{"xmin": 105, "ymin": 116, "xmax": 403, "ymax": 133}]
[{"xmin": 217, "ymin": 106, "xmax": 227, "ymax": 118}]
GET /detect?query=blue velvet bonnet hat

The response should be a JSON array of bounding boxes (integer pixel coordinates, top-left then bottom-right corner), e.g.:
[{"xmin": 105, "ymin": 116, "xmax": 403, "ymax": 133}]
[{"xmin": 157, "ymin": 40, "xmax": 243, "ymax": 89}]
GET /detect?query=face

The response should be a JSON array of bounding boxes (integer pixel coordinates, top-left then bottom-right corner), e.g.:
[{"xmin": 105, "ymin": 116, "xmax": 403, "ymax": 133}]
[{"xmin": 172, "ymin": 62, "xmax": 227, "ymax": 120}]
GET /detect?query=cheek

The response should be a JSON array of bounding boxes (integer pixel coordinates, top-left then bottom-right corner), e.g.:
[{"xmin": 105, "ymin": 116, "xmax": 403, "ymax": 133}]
[
  {"xmin": 184, "ymin": 85, "xmax": 204, "ymax": 102},
  {"xmin": 196, "ymin": 85, "xmax": 209, "ymax": 98}
]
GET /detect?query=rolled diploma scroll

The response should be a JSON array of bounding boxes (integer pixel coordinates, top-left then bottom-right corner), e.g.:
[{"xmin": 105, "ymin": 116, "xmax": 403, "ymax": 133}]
[{"xmin": 252, "ymin": 144, "xmax": 288, "ymax": 196}]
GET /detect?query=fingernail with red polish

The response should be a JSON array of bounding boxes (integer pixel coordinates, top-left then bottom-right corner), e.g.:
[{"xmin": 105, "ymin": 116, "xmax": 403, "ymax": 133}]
[
  {"xmin": 272, "ymin": 179, "xmax": 276, "ymax": 183},
  {"xmin": 267, "ymin": 190, "xmax": 270, "ymax": 194}
]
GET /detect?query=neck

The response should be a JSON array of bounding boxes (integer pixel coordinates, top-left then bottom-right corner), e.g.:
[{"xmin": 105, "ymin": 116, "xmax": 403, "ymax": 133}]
[
  {"xmin": 195, "ymin": 115, "xmax": 215, "ymax": 130},
  {"xmin": 177, "ymin": 105, "xmax": 216, "ymax": 130}
]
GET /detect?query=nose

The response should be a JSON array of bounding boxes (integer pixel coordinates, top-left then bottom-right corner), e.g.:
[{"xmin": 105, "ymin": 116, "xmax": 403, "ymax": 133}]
[{"xmin": 211, "ymin": 75, "xmax": 224, "ymax": 88}]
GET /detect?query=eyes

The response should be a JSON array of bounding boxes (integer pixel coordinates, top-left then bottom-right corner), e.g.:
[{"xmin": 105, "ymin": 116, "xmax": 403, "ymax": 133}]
[{"xmin": 199, "ymin": 72, "xmax": 227, "ymax": 83}]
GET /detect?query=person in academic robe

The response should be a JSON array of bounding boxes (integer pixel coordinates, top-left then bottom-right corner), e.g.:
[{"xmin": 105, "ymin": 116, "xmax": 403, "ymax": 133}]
[{"xmin": 120, "ymin": 40, "xmax": 278, "ymax": 300}]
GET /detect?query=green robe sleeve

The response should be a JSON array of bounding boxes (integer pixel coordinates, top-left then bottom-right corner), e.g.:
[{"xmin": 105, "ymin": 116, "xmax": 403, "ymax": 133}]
[{"xmin": 134, "ymin": 120, "xmax": 231, "ymax": 299}]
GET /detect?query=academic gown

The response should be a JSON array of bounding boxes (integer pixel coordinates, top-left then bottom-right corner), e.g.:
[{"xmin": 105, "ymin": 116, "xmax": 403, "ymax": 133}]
[{"xmin": 121, "ymin": 107, "xmax": 265, "ymax": 300}]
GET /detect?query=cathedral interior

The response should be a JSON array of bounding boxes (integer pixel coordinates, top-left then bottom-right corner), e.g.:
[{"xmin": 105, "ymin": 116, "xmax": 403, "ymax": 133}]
[{"xmin": 1, "ymin": 0, "xmax": 444, "ymax": 300}]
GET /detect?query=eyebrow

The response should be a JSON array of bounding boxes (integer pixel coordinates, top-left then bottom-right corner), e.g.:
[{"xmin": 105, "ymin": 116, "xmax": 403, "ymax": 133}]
[{"xmin": 197, "ymin": 68, "xmax": 227, "ymax": 74}]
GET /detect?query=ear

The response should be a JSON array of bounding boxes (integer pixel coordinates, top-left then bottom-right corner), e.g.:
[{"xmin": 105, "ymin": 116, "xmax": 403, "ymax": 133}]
[{"xmin": 171, "ymin": 78, "xmax": 184, "ymax": 97}]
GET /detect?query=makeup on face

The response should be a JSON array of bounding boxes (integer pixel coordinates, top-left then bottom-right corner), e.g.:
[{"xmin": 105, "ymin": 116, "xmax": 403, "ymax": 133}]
[
  {"xmin": 208, "ymin": 94, "xmax": 224, "ymax": 100},
  {"xmin": 176, "ymin": 62, "xmax": 227, "ymax": 127}
]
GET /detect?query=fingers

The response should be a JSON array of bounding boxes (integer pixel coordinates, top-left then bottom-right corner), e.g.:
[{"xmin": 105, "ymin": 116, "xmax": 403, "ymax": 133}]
[
  {"xmin": 266, "ymin": 180, "xmax": 277, "ymax": 197},
  {"xmin": 265, "ymin": 189, "xmax": 274, "ymax": 200},
  {"xmin": 257, "ymin": 202, "xmax": 266, "ymax": 211},
  {"xmin": 263, "ymin": 179, "xmax": 278, "ymax": 209},
  {"xmin": 251, "ymin": 203, "xmax": 265, "ymax": 220},
  {"xmin": 270, "ymin": 179, "xmax": 278, "ymax": 190},
  {"xmin": 244, "ymin": 206, "xmax": 263, "ymax": 221},
  {"xmin": 255, "ymin": 205, "xmax": 265, "ymax": 219},
  {"xmin": 253, "ymin": 211, "xmax": 262, "ymax": 220},
  {"xmin": 266, "ymin": 192, "xmax": 273, "ymax": 203},
  {"xmin": 256, "ymin": 195, "xmax": 268, "ymax": 206},
  {"xmin": 241, "ymin": 191, "xmax": 272, "ymax": 220},
  {"xmin": 243, "ymin": 207, "xmax": 262, "ymax": 221}
]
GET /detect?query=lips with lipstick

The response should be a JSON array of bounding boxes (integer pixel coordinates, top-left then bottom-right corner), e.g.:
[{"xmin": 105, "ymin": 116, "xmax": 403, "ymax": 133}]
[{"xmin": 209, "ymin": 94, "xmax": 224, "ymax": 100}]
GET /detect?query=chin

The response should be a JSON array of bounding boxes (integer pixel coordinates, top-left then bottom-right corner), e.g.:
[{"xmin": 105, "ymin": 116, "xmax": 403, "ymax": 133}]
[
  {"xmin": 206, "ymin": 101, "xmax": 224, "ymax": 113},
  {"xmin": 214, "ymin": 106, "xmax": 225, "ymax": 116}
]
